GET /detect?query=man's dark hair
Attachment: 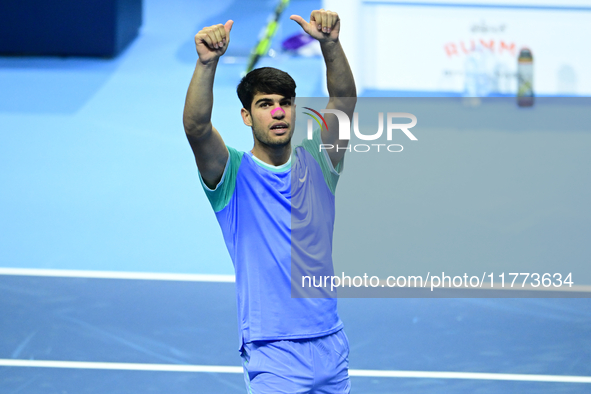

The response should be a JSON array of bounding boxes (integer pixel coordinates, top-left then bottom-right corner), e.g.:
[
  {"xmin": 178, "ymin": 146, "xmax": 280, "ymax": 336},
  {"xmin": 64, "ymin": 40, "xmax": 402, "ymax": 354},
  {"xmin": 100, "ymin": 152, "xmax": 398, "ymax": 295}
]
[{"xmin": 237, "ymin": 67, "xmax": 296, "ymax": 111}]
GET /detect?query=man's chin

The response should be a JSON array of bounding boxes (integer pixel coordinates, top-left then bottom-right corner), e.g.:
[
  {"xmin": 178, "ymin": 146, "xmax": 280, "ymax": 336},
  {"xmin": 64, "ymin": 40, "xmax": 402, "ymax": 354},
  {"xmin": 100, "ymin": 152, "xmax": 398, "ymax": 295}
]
[
  {"xmin": 267, "ymin": 136, "xmax": 291, "ymax": 148},
  {"xmin": 257, "ymin": 133, "xmax": 293, "ymax": 148}
]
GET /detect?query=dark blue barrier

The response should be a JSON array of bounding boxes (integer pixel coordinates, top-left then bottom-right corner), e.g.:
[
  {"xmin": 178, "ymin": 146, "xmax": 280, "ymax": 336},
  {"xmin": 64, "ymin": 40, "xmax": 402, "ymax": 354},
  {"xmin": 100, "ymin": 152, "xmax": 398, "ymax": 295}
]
[{"xmin": 0, "ymin": 0, "xmax": 142, "ymax": 57}]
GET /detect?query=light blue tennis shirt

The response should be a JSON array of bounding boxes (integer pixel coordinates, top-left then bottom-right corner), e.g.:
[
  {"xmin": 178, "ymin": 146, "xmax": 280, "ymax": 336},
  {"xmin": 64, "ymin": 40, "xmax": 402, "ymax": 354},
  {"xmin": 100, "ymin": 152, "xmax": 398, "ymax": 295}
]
[{"xmin": 199, "ymin": 131, "xmax": 344, "ymax": 350}]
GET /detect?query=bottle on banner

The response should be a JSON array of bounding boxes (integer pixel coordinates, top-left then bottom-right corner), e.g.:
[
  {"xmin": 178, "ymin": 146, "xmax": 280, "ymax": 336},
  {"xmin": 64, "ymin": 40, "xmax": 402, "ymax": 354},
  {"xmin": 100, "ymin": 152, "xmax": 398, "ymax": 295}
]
[{"xmin": 517, "ymin": 48, "xmax": 534, "ymax": 107}]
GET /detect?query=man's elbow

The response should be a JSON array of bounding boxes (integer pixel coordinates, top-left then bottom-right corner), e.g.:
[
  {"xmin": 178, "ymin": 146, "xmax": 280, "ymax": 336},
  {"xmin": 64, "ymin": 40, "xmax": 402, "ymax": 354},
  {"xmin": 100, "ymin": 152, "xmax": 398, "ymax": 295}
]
[
  {"xmin": 184, "ymin": 126, "xmax": 211, "ymax": 144},
  {"xmin": 328, "ymin": 86, "xmax": 357, "ymax": 100},
  {"xmin": 183, "ymin": 116, "xmax": 210, "ymax": 139},
  {"xmin": 329, "ymin": 95, "xmax": 357, "ymax": 112}
]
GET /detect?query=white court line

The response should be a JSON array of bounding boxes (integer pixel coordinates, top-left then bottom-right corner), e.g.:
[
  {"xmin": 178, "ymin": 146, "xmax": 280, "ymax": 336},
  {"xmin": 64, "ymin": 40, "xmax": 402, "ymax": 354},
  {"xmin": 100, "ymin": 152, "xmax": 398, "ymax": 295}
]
[
  {"xmin": 0, "ymin": 359, "xmax": 590, "ymax": 383},
  {"xmin": 348, "ymin": 369, "xmax": 591, "ymax": 383},
  {"xmin": 0, "ymin": 359, "xmax": 241, "ymax": 373},
  {"xmin": 0, "ymin": 268, "xmax": 235, "ymax": 282}
]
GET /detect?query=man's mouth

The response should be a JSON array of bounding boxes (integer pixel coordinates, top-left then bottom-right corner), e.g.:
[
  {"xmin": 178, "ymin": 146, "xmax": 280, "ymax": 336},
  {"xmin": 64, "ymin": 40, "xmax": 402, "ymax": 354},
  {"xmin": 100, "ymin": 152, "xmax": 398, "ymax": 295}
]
[{"xmin": 270, "ymin": 123, "xmax": 289, "ymax": 134}]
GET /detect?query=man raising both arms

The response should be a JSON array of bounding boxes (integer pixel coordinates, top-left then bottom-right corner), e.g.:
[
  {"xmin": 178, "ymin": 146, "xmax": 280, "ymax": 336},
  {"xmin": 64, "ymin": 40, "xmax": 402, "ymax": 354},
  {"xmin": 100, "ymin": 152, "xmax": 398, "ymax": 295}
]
[{"xmin": 183, "ymin": 9, "xmax": 356, "ymax": 394}]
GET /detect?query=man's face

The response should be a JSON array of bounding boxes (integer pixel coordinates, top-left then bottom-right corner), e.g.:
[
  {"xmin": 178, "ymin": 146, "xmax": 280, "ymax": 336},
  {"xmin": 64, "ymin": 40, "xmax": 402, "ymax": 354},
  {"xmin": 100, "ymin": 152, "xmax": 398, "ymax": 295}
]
[{"xmin": 242, "ymin": 93, "xmax": 294, "ymax": 148}]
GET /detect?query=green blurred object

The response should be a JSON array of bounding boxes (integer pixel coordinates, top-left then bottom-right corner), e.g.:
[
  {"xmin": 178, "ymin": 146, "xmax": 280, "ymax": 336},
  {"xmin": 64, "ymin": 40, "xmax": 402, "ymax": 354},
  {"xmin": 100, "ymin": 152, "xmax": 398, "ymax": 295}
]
[{"xmin": 245, "ymin": 0, "xmax": 290, "ymax": 74}]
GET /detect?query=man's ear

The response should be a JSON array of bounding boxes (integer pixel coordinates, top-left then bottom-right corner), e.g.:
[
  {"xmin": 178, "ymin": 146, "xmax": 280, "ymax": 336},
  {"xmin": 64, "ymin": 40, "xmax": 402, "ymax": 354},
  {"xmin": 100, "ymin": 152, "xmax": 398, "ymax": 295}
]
[{"xmin": 241, "ymin": 108, "xmax": 252, "ymax": 127}]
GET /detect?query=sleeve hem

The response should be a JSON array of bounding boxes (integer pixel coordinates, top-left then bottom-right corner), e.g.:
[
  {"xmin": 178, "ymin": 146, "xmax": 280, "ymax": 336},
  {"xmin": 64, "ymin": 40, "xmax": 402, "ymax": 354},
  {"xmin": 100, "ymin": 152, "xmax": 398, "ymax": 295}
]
[
  {"xmin": 321, "ymin": 146, "xmax": 345, "ymax": 176},
  {"xmin": 198, "ymin": 148, "xmax": 231, "ymax": 192}
]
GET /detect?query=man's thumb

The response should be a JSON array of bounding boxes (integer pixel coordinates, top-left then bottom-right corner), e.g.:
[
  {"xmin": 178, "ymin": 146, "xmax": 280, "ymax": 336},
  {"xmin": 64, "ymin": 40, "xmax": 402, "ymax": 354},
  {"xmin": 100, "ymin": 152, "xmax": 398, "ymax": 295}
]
[
  {"xmin": 290, "ymin": 15, "xmax": 306, "ymax": 29},
  {"xmin": 224, "ymin": 20, "xmax": 234, "ymax": 35}
]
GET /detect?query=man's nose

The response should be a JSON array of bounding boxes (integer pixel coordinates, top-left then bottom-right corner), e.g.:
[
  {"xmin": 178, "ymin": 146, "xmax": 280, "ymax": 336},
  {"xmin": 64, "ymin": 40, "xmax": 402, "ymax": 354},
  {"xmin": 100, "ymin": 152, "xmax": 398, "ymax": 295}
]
[{"xmin": 271, "ymin": 106, "xmax": 285, "ymax": 118}]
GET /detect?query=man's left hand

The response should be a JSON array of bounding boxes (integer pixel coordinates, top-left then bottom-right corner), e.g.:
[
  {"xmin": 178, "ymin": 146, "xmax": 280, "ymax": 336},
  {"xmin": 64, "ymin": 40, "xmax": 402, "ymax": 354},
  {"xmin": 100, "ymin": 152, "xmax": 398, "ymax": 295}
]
[{"xmin": 290, "ymin": 9, "xmax": 340, "ymax": 44}]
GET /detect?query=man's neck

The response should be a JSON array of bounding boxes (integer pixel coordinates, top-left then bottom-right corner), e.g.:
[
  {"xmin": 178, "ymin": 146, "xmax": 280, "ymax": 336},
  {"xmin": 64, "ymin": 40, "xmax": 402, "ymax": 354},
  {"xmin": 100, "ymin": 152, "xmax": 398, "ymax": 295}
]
[{"xmin": 251, "ymin": 143, "xmax": 292, "ymax": 166}]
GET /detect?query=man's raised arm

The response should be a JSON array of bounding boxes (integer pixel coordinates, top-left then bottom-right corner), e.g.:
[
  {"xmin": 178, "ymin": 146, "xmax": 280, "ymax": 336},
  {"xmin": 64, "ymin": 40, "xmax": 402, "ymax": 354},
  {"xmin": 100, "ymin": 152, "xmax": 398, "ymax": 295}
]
[
  {"xmin": 290, "ymin": 10, "xmax": 357, "ymax": 167},
  {"xmin": 183, "ymin": 20, "xmax": 233, "ymax": 189}
]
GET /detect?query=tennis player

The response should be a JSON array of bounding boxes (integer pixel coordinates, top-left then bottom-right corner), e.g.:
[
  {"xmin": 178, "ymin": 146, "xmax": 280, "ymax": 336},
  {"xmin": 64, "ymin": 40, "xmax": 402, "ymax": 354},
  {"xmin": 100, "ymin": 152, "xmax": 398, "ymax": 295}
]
[{"xmin": 183, "ymin": 9, "xmax": 356, "ymax": 393}]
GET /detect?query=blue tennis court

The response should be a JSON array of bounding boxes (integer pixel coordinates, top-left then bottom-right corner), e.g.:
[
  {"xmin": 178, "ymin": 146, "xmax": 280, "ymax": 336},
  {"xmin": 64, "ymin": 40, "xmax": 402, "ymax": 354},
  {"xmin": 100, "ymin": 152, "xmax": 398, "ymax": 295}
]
[
  {"xmin": 1, "ymin": 0, "xmax": 590, "ymax": 392},
  {"xmin": 1, "ymin": 273, "xmax": 591, "ymax": 393}
]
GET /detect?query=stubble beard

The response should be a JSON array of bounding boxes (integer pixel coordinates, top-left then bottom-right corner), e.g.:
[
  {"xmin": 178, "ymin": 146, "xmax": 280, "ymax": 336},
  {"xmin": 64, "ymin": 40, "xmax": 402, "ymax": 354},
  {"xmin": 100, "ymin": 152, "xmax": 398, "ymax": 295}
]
[{"xmin": 252, "ymin": 124, "xmax": 294, "ymax": 149}]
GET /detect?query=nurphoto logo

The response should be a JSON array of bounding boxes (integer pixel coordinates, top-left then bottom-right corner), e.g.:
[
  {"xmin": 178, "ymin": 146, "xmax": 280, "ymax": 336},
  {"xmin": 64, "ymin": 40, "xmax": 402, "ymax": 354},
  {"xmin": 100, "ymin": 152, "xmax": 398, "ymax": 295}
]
[{"xmin": 303, "ymin": 108, "xmax": 418, "ymax": 153}]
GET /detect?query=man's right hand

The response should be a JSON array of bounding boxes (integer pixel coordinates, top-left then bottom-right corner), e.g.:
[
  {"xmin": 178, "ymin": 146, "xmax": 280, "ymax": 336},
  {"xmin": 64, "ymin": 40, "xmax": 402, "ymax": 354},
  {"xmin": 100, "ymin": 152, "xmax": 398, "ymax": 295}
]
[{"xmin": 194, "ymin": 20, "xmax": 234, "ymax": 64}]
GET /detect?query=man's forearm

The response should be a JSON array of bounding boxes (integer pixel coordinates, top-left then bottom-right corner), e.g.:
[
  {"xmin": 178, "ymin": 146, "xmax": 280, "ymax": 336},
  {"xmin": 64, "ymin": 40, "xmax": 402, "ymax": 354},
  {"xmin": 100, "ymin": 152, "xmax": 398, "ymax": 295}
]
[
  {"xmin": 321, "ymin": 41, "xmax": 356, "ymax": 98},
  {"xmin": 183, "ymin": 59, "xmax": 219, "ymax": 136}
]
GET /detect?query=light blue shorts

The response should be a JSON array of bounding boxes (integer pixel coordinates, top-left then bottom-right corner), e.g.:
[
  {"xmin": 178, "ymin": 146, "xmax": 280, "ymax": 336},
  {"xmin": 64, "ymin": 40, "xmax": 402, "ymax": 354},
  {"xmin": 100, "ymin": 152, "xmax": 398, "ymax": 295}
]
[{"xmin": 240, "ymin": 329, "xmax": 351, "ymax": 394}]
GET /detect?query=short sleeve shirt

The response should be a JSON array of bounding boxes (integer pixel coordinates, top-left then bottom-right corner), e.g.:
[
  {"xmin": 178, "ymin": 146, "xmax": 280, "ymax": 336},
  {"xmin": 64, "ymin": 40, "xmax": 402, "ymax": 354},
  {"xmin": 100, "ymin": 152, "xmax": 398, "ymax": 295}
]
[{"xmin": 199, "ymin": 130, "xmax": 344, "ymax": 349}]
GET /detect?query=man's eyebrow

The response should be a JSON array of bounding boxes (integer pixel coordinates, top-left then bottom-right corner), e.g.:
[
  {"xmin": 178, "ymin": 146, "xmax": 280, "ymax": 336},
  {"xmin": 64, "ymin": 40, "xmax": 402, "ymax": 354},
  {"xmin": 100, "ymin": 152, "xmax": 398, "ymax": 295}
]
[{"xmin": 254, "ymin": 98, "xmax": 274, "ymax": 105}]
